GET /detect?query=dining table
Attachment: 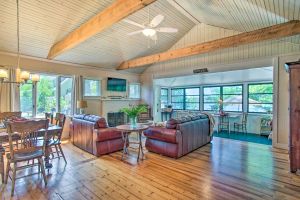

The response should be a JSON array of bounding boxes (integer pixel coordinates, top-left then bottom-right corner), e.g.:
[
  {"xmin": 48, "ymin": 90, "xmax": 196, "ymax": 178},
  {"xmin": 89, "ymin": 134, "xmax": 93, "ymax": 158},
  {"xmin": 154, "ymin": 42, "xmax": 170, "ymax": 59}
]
[{"xmin": 0, "ymin": 125, "xmax": 63, "ymax": 169}]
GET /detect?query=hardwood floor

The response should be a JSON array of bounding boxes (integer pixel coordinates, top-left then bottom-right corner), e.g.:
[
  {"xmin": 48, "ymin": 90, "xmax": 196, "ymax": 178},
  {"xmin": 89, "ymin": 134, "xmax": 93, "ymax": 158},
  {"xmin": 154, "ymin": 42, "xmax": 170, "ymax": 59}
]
[{"xmin": 1, "ymin": 137, "xmax": 300, "ymax": 200}]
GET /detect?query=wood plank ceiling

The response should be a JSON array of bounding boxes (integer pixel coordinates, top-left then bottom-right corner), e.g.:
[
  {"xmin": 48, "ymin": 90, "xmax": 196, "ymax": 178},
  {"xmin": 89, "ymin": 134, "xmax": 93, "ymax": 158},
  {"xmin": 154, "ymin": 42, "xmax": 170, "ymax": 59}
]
[
  {"xmin": 0, "ymin": 0, "xmax": 299, "ymax": 73},
  {"xmin": 0, "ymin": 0, "xmax": 194, "ymax": 73}
]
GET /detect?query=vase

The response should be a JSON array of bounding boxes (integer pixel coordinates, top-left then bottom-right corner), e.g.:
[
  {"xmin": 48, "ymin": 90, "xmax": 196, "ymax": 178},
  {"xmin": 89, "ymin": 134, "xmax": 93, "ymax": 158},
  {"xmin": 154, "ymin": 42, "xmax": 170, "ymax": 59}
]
[{"xmin": 129, "ymin": 116, "xmax": 137, "ymax": 128}]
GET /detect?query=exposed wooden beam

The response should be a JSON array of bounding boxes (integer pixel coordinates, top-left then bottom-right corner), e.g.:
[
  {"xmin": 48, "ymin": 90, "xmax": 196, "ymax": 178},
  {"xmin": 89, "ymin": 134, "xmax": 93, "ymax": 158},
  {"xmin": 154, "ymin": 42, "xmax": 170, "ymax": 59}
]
[
  {"xmin": 47, "ymin": 0, "xmax": 157, "ymax": 59},
  {"xmin": 117, "ymin": 20, "xmax": 300, "ymax": 70}
]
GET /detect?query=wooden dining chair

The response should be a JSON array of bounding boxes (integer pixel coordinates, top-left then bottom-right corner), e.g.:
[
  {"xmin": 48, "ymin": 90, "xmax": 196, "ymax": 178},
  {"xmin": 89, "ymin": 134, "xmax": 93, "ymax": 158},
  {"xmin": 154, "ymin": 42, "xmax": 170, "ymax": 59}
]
[
  {"xmin": 0, "ymin": 112, "xmax": 22, "ymax": 128},
  {"xmin": 0, "ymin": 112, "xmax": 22, "ymax": 151},
  {"xmin": 234, "ymin": 112, "xmax": 248, "ymax": 134},
  {"xmin": 0, "ymin": 145, "xmax": 4, "ymax": 183},
  {"xmin": 5, "ymin": 119, "xmax": 48, "ymax": 196},
  {"xmin": 48, "ymin": 113, "xmax": 67, "ymax": 163},
  {"xmin": 45, "ymin": 112, "xmax": 54, "ymax": 124}
]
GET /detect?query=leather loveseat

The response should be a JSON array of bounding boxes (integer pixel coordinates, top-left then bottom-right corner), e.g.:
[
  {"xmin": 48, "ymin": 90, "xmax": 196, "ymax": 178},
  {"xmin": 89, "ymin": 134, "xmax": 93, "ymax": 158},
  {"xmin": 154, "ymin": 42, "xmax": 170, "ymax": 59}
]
[
  {"xmin": 144, "ymin": 114, "xmax": 211, "ymax": 158},
  {"xmin": 70, "ymin": 114, "xmax": 124, "ymax": 156}
]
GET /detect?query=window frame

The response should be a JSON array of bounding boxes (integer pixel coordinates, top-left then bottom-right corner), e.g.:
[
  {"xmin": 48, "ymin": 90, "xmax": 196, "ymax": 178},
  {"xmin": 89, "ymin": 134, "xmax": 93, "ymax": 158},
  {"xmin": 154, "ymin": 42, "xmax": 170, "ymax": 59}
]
[
  {"xmin": 19, "ymin": 74, "xmax": 74, "ymax": 117},
  {"xmin": 222, "ymin": 84, "xmax": 243, "ymax": 112},
  {"xmin": 171, "ymin": 87, "xmax": 200, "ymax": 111},
  {"xmin": 83, "ymin": 77, "xmax": 102, "ymax": 99},
  {"xmin": 160, "ymin": 88, "xmax": 169, "ymax": 109},
  {"xmin": 203, "ymin": 84, "xmax": 243, "ymax": 112},
  {"xmin": 128, "ymin": 82, "xmax": 141, "ymax": 99},
  {"xmin": 247, "ymin": 82, "xmax": 273, "ymax": 114}
]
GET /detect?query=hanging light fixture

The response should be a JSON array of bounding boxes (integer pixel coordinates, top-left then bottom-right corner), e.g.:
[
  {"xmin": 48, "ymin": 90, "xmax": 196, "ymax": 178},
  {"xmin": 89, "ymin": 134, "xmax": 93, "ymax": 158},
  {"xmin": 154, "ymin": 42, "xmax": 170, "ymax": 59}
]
[{"xmin": 0, "ymin": 0, "xmax": 40, "ymax": 85}]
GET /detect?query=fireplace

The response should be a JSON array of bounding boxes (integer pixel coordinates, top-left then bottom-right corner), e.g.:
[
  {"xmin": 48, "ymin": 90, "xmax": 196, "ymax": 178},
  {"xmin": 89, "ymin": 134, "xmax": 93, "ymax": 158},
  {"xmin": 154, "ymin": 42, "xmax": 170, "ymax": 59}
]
[{"xmin": 107, "ymin": 112, "xmax": 127, "ymax": 127}]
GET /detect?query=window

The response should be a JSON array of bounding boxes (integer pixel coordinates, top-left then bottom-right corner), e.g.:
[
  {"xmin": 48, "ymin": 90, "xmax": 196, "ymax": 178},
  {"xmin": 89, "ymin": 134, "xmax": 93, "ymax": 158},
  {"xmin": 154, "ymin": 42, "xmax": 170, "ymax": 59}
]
[
  {"xmin": 36, "ymin": 75, "xmax": 57, "ymax": 117},
  {"xmin": 129, "ymin": 83, "xmax": 141, "ymax": 99},
  {"xmin": 185, "ymin": 88, "xmax": 200, "ymax": 110},
  {"xmin": 171, "ymin": 88, "xmax": 200, "ymax": 110},
  {"xmin": 203, "ymin": 86, "xmax": 221, "ymax": 111},
  {"xmin": 59, "ymin": 77, "xmax": 73, "ymax": 115},
  {"xmin": 83, "ymin": 78, "xmax": 101, "ymax": 97},
  {"xmin": 248, "ymin": 83, "xmax": 273, "ymax": 113},
  {"xmin": 203, "ymin": 85, "xmax": 243, "ymax": 112},
  {"xmin": 20, "ymin": 80, "xmax": 33, "ymax": 117},
  {"xmin": 19, "ymin": 74, "xmax": 74, "ymax": 117},
  {"xmin": 171, "ymin": 88, "xmax": 184, "ymax": 110},
  {"xmin": 222, "ymin": 85, "xmax": 243, "ymax": 112},
  {"xmin": 160, "ymin": 88, "xmax": 168, "ymax": 109}
]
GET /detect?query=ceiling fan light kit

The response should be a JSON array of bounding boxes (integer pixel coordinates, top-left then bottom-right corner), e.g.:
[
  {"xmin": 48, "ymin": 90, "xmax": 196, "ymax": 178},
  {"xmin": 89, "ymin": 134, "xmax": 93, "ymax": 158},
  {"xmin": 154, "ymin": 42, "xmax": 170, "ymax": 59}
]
[{"xmin": 142, "ymin": 28, "xmax": 156, "ymax": 37}]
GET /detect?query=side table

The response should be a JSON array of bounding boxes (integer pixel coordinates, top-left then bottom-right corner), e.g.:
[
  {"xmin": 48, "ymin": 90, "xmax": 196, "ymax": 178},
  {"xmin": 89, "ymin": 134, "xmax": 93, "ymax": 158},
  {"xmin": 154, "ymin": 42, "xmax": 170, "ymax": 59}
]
[{"xmin": 116, "ymin": 124, "xmax": 149, "ymax": 162}]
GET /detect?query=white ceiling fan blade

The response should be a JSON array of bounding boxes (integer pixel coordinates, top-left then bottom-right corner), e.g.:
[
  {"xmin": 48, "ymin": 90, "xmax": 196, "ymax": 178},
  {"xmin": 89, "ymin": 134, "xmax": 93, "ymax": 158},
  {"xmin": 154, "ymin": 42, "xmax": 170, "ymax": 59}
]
[
  {"xmin": 156, "ymin": 27, "xmax": 178, "ymax": 33},
  {"xmin": 127, "ymin": 30, "xmax": 143, "ymax": 36},
  {"xmin": 150, "ymin": 14, "xmax": 164, "ymax": 28},
  {"xmin": 123, "ymin": 19, "xmax": 145, "ymax": 29}
]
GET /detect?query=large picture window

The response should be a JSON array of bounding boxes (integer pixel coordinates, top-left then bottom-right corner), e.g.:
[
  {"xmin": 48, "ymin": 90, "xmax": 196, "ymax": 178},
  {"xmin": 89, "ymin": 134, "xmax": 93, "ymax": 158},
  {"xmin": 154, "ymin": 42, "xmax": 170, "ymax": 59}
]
[
  {"xmin": 222, "ymin": 85, "xmax": 243, "ymax": 112},
  {"xmin": 20, "ymin": 80, "xmax": 33, "ymax": 117},
  {"xmin": 248, "ymin": 83, "xmax": 273, "ymax": 113},
  {"xmin": 20, "ymin": 74, "xmax": 74, "ymax": 117},
  {"xmin": 160, "ymin": 88, "xmax": 168, "ymax": 109},
  {"xmin": 185, "ymin": 88, "xmax": 200, "ymax": 110},
  {"xmin": 203, "ymin": 86, "xmax": 221, "ymax": 111},
  {"xmin": 171, "ymin": 88, "xmax": 184, "ymax": 110},
  {"xmin": 171, "ymin": 88, "xmax": 200, "ymax": 110}
]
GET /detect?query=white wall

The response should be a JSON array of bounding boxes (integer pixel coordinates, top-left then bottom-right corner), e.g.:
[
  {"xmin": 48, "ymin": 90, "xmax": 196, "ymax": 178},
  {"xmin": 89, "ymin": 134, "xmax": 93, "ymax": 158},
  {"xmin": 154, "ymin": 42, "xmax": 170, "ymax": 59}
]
[
  {"xmin": 140, "ymin": 23, "xmax": 300, "ymax": 149},
  {"xmin": 0, "ymin": 52, "xmax": 140, "ymax": 116}
]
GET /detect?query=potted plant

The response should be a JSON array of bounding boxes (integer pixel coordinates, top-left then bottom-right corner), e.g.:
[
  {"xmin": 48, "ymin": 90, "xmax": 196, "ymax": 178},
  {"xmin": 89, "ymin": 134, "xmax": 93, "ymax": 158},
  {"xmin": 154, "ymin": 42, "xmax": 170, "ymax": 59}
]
[{"xmin": 121, "ymin": 104, "xmax": 147, "ymax": 128}]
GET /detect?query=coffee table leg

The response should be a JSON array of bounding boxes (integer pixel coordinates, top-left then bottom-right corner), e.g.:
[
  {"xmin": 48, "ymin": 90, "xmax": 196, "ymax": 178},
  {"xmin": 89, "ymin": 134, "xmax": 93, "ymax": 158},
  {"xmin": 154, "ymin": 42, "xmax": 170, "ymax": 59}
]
[
  {"xmin": 137, "ymin": 131, "xmax": 144, "ymax": 162},
  {"xmin": 122, "ymin": 132, "xmax": 128, "ymax": 160}
]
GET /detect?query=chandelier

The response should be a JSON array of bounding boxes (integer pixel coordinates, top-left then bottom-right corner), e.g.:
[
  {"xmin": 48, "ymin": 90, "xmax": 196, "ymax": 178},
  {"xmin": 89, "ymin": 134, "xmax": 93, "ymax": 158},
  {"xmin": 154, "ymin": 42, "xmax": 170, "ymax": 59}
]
[{"xmin": 0, "ymin": 0, "xmax": 39, "ymax": 85}]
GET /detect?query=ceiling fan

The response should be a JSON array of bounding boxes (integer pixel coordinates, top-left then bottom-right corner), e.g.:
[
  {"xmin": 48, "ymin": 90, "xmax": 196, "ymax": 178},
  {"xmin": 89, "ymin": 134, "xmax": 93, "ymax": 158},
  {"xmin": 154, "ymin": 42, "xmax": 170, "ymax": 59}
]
[{"xmin": 123, "ymin": 14, "xmax": 178, "ymax": 42}]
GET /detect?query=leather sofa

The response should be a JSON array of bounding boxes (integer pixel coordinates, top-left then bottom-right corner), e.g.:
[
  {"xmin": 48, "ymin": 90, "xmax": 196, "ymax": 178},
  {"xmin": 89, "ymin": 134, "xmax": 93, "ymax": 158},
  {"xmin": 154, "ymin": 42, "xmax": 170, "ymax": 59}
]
[
  {"xmin": 70, "ymin": 114, "xmax": 124, "ymax": 156},
  {"xmin": 144, "ymin": 114, "xmax": 211, "ymax": 158}
]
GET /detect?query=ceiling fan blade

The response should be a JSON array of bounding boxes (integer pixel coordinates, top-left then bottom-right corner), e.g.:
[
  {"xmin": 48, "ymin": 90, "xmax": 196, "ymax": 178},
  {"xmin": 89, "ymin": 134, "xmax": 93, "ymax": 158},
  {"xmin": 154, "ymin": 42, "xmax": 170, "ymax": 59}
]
[
  {"xmin": 150, "ymin": 14, "xmax": 164, "ymax": 28},
  {"xmin": 156, "ymin": 27, "xmax": 178, "ymax": 33},
  {"xmin": 123, "ymin": 19, "xmax": 145, "ymax": 29},
  {"xmin": 127, "ymin": 30, "xmax": 143, "ymax": 36}
]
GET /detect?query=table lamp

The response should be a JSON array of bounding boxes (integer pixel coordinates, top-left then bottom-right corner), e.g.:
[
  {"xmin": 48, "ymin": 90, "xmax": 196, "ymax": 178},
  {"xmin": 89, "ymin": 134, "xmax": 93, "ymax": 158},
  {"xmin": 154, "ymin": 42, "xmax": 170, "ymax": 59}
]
[{"xmin": 77, "ymin": 100, "xmax": 87, "ymax": 114}]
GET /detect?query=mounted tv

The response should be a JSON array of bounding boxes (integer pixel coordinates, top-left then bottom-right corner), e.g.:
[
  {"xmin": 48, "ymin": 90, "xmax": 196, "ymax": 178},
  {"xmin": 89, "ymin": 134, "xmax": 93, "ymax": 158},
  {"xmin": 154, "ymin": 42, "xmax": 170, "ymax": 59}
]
[{"xmin": 107, "ymin": 77, "xmax": 126, "ymax": 91}]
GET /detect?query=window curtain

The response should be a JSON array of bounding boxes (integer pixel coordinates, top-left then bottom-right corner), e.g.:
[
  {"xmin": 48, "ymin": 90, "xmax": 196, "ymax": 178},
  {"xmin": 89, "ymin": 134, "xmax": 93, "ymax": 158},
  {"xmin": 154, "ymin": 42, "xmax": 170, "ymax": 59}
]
[
  {"xmin": 0, "ymin": 68, "xmax": 20, "ymax": 112},
  {"xmin": 72, "ymin": 75, "xmax": 83, "ymax": 115}
]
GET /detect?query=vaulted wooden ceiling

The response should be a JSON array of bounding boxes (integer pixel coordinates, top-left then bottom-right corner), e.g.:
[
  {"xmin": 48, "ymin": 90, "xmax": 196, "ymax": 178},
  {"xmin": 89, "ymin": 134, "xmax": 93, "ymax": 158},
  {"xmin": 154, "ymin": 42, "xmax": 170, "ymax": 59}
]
[{"xmin": 0, "ymin": 0, "xmax": 299, "ymax": 73}]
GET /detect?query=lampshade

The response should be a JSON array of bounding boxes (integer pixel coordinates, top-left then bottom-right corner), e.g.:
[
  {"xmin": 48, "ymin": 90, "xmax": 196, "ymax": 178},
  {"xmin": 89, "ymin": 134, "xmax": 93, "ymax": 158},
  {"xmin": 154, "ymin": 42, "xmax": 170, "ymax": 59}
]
[
  {"xmin": 31, "ymin": 74, "xmax": 40, "ymax": 82},
  {"xmin": 0, "ymin": 69, "xmax": 8, "ymax": 79},
  {"xmin": 20, "ymin": 71, "xmax": 30, "ymax": 81},
  {"xmin": 77, "ymin": 100, "xmax": 87, "ymax": 109}
]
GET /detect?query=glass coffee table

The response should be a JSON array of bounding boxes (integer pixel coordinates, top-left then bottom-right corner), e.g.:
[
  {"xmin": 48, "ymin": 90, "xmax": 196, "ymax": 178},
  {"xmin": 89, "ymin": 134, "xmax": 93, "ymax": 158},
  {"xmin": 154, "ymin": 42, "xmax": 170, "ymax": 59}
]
[{"xmin": 116, "ymin": 124, "xmax": 149, "ymax": 162}]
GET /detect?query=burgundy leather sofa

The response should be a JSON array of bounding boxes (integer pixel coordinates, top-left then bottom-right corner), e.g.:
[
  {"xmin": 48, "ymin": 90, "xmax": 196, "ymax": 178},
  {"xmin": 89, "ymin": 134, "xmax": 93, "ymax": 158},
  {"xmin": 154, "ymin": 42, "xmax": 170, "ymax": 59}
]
[
  {"xmin": 144, "ymin": 114, "xmax": 211, "ymax": 158},
  {"xmin": 70, "ymin": 114, "xmax": 124, "ymax": 156}
]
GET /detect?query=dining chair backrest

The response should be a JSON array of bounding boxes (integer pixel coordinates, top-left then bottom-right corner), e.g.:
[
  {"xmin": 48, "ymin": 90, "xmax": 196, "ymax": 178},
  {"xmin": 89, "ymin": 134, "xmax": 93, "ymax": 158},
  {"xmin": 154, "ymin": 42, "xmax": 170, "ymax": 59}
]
[
  {"xmin": 54, "ymin": 113, "xmax": 66, "ymax": 128},
  {"xmin": 7, "ymin": 119, "xmax": 49, "ymax": 160},
  {"xmin": 0, "ymin": 112, "xmax": 22, "ymax": 121},
  {"xmin": 220, "ymin": 114, "xmax": 229, "ymax": 123},
  {"xmin": 45, "ymin": 113, "xmax": 53, "ymax": 124},
  {"xmin": 241, "ymin": 112, "xmax": 248, "ymax": 124}
]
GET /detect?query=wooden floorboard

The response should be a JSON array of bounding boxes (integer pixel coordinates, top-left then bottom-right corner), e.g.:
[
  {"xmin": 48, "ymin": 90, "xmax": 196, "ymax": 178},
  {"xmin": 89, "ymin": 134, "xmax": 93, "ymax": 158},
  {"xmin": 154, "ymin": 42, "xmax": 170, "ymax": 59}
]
[{"xmin": 1, "ymin": 137, "xmax": 300, "ymax": 200}]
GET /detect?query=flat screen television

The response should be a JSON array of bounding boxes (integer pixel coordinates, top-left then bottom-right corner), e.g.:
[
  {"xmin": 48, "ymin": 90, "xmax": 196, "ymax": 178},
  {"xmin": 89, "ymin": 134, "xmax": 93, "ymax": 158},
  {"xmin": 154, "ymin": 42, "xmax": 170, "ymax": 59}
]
[{"xmin": 107, "ymin": 77, "xmax": 126, "ymax": 91}]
